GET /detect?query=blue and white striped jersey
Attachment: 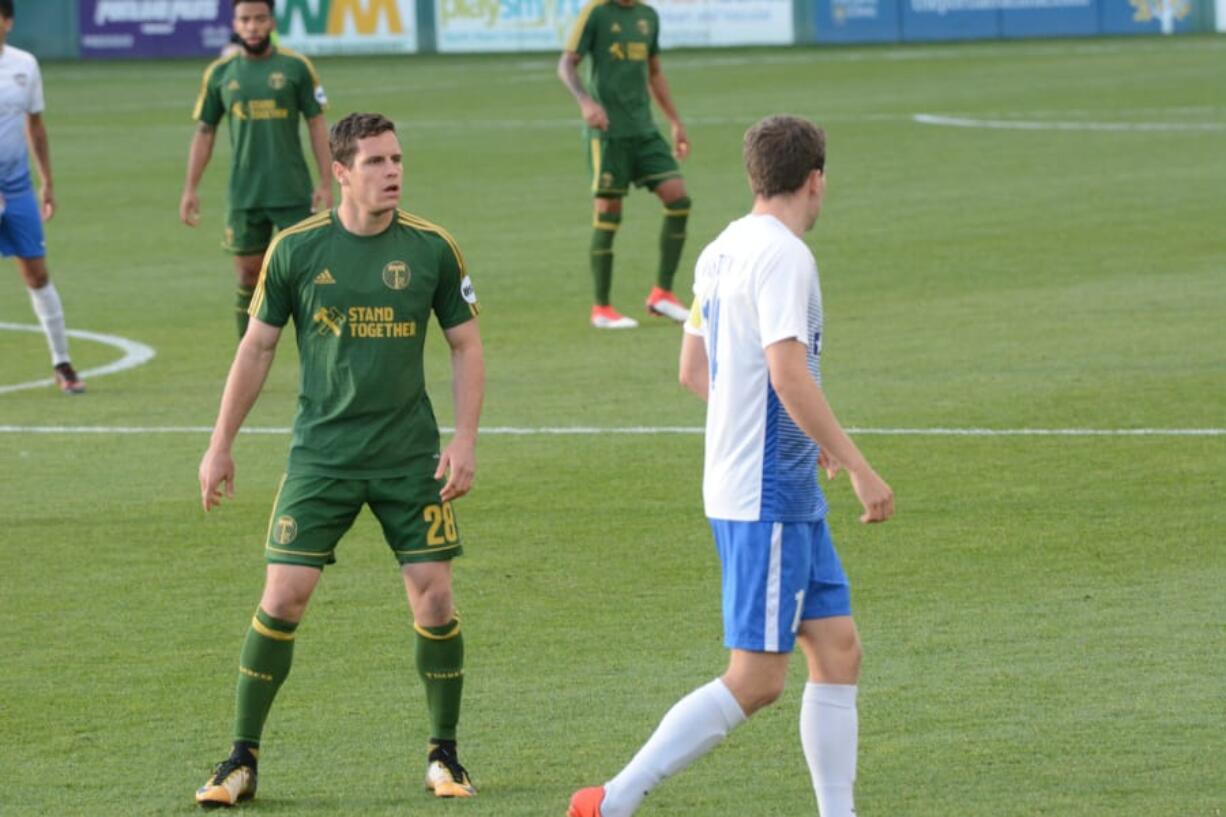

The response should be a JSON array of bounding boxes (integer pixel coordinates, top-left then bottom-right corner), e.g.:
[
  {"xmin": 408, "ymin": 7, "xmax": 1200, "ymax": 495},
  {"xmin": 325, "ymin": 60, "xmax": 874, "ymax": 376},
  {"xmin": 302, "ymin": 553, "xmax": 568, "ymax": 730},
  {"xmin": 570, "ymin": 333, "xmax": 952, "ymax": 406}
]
[
  {"xmin": 0, "ymin": 46, "xmax": 43, "ymax": 197},
  {"xmin": 686, "ymin": 214, "xmax": 827, "ymax": 522}
]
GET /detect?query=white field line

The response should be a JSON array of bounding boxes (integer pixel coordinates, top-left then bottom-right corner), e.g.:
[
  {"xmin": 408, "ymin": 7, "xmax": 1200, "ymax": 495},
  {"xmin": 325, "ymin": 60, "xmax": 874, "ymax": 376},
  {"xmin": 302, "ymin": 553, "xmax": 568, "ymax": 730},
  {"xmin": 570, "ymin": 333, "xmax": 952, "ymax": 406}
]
[
  {"xmin": 0, "ymin": 425, "xmax": 1222, "ymax": 437},
  {"xmin": 914, "ymin": 113, "xmax": 1226, "ymax": 133},
  {"xmin": 0, "ymin": 323, "xmax": 156, "ymax": 395}
]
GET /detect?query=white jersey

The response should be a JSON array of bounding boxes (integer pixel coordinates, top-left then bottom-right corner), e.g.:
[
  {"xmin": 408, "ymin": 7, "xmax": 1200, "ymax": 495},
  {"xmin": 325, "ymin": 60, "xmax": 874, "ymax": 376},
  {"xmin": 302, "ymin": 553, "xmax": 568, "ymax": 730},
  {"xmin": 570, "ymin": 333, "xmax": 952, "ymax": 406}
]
[
  {"xmin": 0, "ymin": 45, "xmax": 43, "ymax": 196},
  {"xmin": 686, "ymin": 214, "xmax": 827, "ymax": 522}
]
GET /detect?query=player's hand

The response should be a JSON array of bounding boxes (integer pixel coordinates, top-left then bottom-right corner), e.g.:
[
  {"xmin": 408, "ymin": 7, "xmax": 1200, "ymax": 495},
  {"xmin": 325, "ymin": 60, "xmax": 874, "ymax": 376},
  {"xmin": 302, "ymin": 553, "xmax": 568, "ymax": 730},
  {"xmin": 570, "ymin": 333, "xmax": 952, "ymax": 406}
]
[
  {"xmin": 849, "ymin": 467, "xmax": 893, "ymax": 524},
  {"xmin": 819, "ymin": 448, "xmax": 842, "ymax": 480},
  {"xmin": 311, "ymin": 183, "xmax": 333, "ymax": 213},
  {"xmin": 199, "ymin": 447, "xmax": 236, "ymax": 512},
  {"xmin": 581, "ymin": 99, "xmax": 609, "ymax": 131},
  {"xmin": 40, "ymin": 184, "xmax": 55, "ymax": 222},
  {"xmin": 180, "ymin": 189, "xmax": 201, "ymax": 227},
  {"xmin": 671, "ymin": 122, "xmax": 690, "ymax": 160},
  {"xmin": 435, "ymin": 437, "xmax": 476, "ymax": 502}
]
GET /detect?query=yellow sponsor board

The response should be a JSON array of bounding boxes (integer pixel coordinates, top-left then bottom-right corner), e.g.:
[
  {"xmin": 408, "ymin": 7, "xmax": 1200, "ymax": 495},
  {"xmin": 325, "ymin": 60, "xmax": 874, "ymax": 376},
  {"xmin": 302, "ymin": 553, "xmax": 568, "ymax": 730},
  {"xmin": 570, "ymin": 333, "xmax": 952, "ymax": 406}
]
[{"xmin": 278, "ymin": 0, "xmax": 419, "ymax": 54}]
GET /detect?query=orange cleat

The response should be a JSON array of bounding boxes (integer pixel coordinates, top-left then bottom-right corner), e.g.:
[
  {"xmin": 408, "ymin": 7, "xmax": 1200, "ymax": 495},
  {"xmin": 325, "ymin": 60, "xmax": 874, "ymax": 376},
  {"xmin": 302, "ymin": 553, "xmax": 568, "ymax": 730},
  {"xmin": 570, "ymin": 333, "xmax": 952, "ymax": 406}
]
[
  {"xmin": 590, "ymin": 305, "xmax": 638, "ymax": 330},
  {"xmin": 567, "ymin": 786, "xmax": 606, "ymax": 817},
  {"xmin": 644, "ymin": 287, "xmax": 689, "ymax": 323}
]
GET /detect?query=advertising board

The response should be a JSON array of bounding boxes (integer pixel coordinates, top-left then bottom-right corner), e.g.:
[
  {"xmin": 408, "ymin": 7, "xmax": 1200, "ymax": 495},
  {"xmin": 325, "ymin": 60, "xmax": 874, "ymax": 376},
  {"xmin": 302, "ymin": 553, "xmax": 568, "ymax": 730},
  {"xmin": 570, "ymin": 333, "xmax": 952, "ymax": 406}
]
[
  {"xmin": 277, "ymin": 0, "xmax": 420, "ymax": 54},
  {"xmin": 80, "ymin": 0, "xmax": 232, "ymax": 59},
  {"xmin": 436, "ymin": 0, "xmax": 793, "ymax": 53}
]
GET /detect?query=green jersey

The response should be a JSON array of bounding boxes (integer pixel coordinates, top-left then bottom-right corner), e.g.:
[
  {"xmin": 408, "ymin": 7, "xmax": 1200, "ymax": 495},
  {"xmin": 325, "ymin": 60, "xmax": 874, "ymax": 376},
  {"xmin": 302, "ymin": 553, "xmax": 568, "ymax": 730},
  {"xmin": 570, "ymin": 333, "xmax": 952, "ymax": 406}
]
[
  {"xmin": 566, "ymin": 0, "xmax": 661, "ymax": 138},
  {"xmin": 250, "ymin": 209, "xmax": 479, "ymax": 478},
  {"xmin": 192, "ymin": 47, "xmax": 327, "ymax": 209}
]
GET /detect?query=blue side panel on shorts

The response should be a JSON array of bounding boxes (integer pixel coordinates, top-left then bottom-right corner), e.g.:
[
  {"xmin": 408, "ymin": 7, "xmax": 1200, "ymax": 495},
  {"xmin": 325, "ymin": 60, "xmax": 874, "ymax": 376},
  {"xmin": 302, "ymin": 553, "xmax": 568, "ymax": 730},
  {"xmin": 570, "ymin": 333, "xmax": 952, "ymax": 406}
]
[
  {"xmin": 711, "ymin": 518, "xmax": 851, "ymax": 654},
  {"xmin": 0, "ymin": 190, "xmax": 46, "ymax": 258}
]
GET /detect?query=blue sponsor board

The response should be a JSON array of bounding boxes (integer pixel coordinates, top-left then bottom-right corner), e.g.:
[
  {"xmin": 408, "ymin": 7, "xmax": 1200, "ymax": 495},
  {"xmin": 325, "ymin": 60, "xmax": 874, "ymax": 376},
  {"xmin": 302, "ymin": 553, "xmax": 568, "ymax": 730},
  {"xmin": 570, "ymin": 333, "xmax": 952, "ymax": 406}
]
[
  {"xmin": 900, "ymin": 0, "xmax": 1001, "ymax": 39},
  {"xmin": 1100, "ymin": 0, "xmax": 1197, "ymax": 33},
  {"xmin": 813, "ymin": 0, "xmax": 1197, "ymax": 41},
  {"xmin": 1002, "ymin": 0, "xmax": 1098, "ymax": 36},
  {"xmin": 815, "ymin": 0, "xmax": 901, "ymax": 42}
]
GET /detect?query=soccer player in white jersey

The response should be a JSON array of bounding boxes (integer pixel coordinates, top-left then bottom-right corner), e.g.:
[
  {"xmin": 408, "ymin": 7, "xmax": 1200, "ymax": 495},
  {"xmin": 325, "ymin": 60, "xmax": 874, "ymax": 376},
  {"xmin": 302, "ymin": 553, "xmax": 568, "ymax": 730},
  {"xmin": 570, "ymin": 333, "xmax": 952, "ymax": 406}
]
[
  {"xmin": 0, "ymin": 0, "xmax": 82, "ymax": 393},
  {"xmin": 569, "ymin": 115, "xmax": 894, "ymax": 817}
]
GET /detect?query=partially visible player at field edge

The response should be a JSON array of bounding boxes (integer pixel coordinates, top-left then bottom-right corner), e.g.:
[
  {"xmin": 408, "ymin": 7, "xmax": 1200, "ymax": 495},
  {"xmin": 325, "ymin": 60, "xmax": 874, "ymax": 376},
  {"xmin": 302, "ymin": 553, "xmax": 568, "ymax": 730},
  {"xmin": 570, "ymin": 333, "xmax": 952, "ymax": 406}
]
[
  {"xmin": 194, "ymin": 112, "xmax": 485, "ymax": 808},
  {"xmin": 180, "ymin": 0, "xmax": 331, "ymax": 340},
  {"xmin": 0, "ymin": 0, "xmax": 83, "ymax": 393},
  {"xmin": 569, "ymin": 115, "xmax": 894, "ymax": 817},
  {"xmin": 558, "ymin": 0, "xmax": 693, "ymax": 329}
]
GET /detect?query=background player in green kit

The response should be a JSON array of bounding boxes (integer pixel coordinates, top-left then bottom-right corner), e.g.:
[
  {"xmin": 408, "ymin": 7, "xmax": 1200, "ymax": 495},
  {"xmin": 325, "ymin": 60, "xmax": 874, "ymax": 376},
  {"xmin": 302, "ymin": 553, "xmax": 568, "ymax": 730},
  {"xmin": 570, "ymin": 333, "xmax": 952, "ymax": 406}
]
[
  {"xmin": 558, "ymin": 0, "xmax": 694, "ymax": 329},
  {"xmin": 194, "ymin": 113, "xmax": 485, "ymax": 808},
  {"xmin": 179, "ymin": 0, "xmax": 332, "ymax": 339}
]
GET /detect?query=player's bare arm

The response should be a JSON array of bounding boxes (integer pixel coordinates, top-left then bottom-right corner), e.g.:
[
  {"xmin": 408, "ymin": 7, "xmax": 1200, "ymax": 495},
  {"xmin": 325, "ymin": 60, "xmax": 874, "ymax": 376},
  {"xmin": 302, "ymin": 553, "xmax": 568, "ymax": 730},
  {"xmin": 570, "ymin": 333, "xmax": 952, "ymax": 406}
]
[
  {"xmin": 435, "ymin": 319, "xmax": 485, "ymax": 503},
  {"xmin": 180, "ymin": 121, "xmax": 216, "ymax": 227},
  {"xmin": 557, "ymin": 51, "xmax": 609, "ymax": 131},
  {"xmin": 764, "ymin": 339, "xmax": 894, "ymax": 523},
  {"xmin": 25, "ymin": 112, "xmax": 54, "ymax": 220},
  {"xmin": 647, "ymin": 56, "xmax": 689, "ymax": 160},
  {"xmin": 305, "ymin": 113, "xmax": 333, "ymax": 212},
  {"xmin": 679, "ymin": 332, "xmax": 709, "ymax": 399},
  {"xmin": 199, "ymin": 318, "xmax": 282, "ymax": 511}
]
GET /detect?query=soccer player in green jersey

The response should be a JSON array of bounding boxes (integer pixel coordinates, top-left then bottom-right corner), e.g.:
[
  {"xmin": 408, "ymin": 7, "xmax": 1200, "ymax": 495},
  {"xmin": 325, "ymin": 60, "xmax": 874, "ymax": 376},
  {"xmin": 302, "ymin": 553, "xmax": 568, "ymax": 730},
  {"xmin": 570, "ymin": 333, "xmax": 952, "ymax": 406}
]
[
  {"xmin": 558, "ymin": 0, "xmax": 693, "ymax": 329},
  {"xmin": 179, "ymin": 0, "xmax": 332, "ymax": 340},
  {"xmin": 193, "ymin": 112, "xmax": 485, "ymax": 808}
]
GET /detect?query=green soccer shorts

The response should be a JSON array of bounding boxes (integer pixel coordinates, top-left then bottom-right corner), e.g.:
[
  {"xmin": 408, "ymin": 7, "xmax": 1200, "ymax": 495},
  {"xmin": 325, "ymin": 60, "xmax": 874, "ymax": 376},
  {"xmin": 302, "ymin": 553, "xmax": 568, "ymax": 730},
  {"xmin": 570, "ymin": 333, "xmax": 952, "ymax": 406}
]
[
  {"xmin": 262, "ymin": 467, "xmax": 463, "ymax": 569},
  {"xmin": 588, "ymin": 131, "xmax": 682, "ymax": 198},
  {"xmin": 223, "ymin": 203, "xmax": 313, "ymax": 256}
]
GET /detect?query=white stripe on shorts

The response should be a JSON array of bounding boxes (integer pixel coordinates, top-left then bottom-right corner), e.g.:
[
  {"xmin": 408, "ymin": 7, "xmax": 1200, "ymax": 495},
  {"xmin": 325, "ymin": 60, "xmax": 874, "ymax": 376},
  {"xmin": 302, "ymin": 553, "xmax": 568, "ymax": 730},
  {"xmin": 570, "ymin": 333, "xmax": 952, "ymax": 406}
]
[{"xmin": 764, "ymin": 522, "xmax": 783, "ymax": 651}]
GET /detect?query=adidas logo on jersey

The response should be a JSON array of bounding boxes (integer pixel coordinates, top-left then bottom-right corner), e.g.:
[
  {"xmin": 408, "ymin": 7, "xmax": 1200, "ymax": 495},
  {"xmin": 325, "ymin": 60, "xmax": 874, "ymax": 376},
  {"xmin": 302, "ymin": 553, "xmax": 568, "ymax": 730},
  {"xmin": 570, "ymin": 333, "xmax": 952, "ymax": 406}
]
[{"xmin": 314, "ymin": 269, "xmax": 336, "ymax": 285}]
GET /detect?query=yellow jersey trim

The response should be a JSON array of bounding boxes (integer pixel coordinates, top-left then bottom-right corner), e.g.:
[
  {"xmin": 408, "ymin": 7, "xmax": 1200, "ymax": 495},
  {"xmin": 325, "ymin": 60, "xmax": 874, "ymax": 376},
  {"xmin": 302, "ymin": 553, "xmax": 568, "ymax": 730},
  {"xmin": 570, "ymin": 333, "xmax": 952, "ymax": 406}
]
[
  {"xmin": 278, "ymin": 46, "xmax": 326, "ymax": 110},
  {"xmin": 565, "ymin": 0, "xmax": 604, "ymax": 52},
  {"xmin": 248, "ymin": 211, "xmax": 332, "ymax": 318},
  {"xmin": 192, "ymin": 53, "xmax": 239, "ymax": 121},
  {"xmin": 396, "ymin": 210, "xmax": 467, "ymax": 275},
  {"xmin": 686, "ymin": 299, "xmax": 703, "ymax": 331},
  {"xmin": 395, "ymin": 210, "xmax": 478, "ymax": 318}
]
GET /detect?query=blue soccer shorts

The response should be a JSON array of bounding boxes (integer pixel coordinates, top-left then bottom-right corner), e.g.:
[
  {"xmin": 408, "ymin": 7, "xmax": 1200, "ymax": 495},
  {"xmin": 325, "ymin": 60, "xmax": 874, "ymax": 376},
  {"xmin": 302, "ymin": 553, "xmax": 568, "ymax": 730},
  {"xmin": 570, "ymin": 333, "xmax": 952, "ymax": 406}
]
[
  {"xmin": 710, "ymin": 518, "xmax": 851, "ymax": 653},
  {"xmin": 0, "ymin": 190, "xmax": 46, "ymax": 259}
]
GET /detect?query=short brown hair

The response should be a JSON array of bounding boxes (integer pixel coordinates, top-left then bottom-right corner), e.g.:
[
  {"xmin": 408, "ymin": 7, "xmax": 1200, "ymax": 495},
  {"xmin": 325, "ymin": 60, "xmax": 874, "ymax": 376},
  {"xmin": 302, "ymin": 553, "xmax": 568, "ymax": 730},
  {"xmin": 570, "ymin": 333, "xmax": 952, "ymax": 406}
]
[
  {"xmin": 743, "ymin": 115, "xmax": 826, "ymax": 199},
  {"xmin": 330, "ymin": 113, "xmax": 397, "ymax": 167}
]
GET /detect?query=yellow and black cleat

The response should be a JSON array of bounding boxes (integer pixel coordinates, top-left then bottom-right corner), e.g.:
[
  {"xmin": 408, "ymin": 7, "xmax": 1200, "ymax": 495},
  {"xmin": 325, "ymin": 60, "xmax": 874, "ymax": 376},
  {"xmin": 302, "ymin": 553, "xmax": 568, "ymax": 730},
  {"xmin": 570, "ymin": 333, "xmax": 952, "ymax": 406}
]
[
  {"xmin": 195, "ymin": 746, "xmax": 258, "ymax": 808},
  {"xmin": 424, "ymin": 743, "xmax": 476, "ymax": 798}
]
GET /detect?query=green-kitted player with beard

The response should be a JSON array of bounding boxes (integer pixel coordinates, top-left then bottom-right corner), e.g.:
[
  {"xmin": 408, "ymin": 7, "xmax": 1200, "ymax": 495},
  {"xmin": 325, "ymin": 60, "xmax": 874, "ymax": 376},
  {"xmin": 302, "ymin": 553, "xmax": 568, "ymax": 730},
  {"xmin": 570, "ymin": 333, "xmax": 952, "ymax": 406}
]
[{"xmin": 179, "ymin": 0, "xmax": 332, "ymax": 339}]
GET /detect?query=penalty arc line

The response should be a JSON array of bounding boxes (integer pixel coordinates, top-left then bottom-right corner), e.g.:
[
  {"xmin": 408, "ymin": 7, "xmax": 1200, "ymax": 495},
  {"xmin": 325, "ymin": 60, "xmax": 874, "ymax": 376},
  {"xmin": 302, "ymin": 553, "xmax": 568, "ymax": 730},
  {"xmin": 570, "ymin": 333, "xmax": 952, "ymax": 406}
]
[
  {"xmin": 0, "ymin": 425, "xmax": 1222, "ymax": 437},
  {"xmin": 0, "ymin": 322, "xmax": 157, "ymax": 395}
]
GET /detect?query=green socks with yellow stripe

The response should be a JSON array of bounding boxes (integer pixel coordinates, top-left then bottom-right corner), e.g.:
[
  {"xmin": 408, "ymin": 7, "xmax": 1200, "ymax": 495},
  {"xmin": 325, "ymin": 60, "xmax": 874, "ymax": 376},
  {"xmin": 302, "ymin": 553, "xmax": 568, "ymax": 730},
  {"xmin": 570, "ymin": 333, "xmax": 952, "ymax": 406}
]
[
  {"xmin": 236, "ymin": 285, "xmax": 254, "ymax": 338},
  {"xmin": 234, "ymin": 607, "xmax": 297, "ymax": 747},
  {"xmin": 658, "ymin": 197, "xmax": 691, "ymax": 291},
  {"xmin": 590, "ymin": 211, "xmax": 621, "ymax": 306},
  {"xmin": 415, "ymin": 618, "xmax": 465, "ymax": 742}
]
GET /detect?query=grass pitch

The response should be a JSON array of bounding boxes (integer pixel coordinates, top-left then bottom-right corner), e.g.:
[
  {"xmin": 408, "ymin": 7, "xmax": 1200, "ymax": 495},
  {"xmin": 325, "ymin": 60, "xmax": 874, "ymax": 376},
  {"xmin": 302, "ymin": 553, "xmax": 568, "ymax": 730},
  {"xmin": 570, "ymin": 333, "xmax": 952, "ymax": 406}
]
[{"xmin": 1, "ymin": 36, "xmax": 1224, "ymax": 816}]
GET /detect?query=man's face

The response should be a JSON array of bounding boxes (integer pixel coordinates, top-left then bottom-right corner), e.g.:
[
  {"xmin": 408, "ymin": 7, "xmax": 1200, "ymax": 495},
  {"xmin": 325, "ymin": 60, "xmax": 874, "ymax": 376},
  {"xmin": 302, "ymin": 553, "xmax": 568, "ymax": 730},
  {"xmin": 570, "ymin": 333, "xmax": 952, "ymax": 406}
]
[
  {"xmin": 233, "ymin": 2, "xmax": 275, "ymax": 54},
  {"xmin": 0, "ymin": 15, "xmax": 13, "ymax": 44},
  {"xmin": 337, "ymin": 131, "xmax": 404, "ymax": 215}
]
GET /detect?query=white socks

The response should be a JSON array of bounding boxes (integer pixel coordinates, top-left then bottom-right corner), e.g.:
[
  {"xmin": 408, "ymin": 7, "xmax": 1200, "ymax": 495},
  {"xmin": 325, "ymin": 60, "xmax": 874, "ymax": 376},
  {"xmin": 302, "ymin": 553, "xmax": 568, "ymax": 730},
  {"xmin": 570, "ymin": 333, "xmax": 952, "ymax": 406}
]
[
  {"xmin": 801, "ymin": 682, "xmax": 858, "ymax": 817},
  {"xmin": 601, "ymin": 678, "xmax": 746, "ymax": 817},
  {"xmin": 27, "ymin": 282, "xmax": 70, "ymax": 366}
]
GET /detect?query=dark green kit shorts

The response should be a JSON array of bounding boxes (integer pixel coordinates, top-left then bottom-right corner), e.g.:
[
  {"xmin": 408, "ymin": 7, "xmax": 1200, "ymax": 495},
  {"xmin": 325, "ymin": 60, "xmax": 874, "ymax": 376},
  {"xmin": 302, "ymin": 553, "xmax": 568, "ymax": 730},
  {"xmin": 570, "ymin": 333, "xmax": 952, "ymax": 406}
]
[
  {"xmin": 263, "ymin": 466, "xmax": 462, "ymax": 569},
  {"xmin": 588, "ymin": 131, "xmax": 682, "ymax": 197},
  {"xmin": 224, "ymin": 203, "xmax": 313, "ymax": 256}
]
